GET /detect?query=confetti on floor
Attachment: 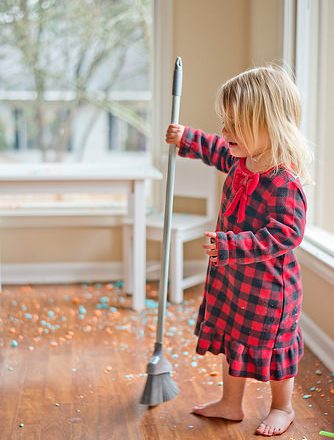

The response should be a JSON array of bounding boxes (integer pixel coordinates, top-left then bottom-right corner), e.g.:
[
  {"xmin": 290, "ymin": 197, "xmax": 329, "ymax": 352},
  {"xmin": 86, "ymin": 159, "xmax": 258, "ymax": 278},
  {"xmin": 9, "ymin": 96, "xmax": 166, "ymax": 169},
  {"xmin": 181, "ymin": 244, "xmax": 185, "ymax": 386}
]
[{"xmin": 0, "ymin": 281, "xmax": 333, "ymax": 439}]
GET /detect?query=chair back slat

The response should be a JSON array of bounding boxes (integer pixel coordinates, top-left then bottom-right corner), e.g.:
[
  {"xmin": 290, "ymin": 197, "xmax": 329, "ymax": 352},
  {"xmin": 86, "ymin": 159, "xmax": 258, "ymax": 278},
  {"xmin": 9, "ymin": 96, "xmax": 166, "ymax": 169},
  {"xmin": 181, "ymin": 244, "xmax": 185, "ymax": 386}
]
[{"xmin": 160, "ymin": 155, "xmax": 217, "ymax": 219}]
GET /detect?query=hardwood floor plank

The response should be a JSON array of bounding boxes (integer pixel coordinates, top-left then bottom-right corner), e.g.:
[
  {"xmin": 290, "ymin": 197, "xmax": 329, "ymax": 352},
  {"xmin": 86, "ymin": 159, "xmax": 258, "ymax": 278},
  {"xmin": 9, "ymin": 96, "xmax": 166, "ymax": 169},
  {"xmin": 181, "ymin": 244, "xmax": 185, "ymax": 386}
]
[{"xmin": 0, "ymin": 283, "xmax": 333, "ymax": 439}]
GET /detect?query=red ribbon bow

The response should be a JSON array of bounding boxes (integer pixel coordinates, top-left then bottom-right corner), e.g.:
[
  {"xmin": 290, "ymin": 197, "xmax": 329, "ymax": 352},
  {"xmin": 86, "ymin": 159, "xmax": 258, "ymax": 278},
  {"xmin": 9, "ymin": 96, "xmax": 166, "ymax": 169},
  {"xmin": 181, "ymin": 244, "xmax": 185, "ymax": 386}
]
[{"xmin": 224, "ymin": 166, "xmax": 260, "ymax": 223}]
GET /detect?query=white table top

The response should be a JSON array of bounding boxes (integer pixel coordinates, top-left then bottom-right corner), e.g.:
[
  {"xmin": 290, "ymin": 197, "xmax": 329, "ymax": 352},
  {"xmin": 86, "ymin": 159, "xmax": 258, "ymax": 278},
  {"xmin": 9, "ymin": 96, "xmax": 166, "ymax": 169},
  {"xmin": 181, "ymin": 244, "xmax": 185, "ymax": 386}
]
[{"xmin": 0, "ymin": 162, "xmax": 162, "ymax": 181}]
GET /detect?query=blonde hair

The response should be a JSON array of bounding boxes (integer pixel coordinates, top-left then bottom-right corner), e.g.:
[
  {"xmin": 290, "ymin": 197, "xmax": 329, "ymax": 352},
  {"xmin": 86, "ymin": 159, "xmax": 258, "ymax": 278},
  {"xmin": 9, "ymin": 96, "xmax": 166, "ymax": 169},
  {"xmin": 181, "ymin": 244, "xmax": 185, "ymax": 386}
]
[{"xmin": 215, "ymin": 65, "xmax": 314, "ymax": 184}]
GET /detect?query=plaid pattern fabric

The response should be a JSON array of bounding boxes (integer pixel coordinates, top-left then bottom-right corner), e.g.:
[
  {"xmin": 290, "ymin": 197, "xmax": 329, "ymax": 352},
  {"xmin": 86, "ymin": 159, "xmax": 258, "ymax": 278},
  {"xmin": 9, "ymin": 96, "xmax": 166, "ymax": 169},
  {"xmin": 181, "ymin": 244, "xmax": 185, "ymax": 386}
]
[{"xmin": 179, "ymin": 126, "xmax": 306, "ymax": 382}]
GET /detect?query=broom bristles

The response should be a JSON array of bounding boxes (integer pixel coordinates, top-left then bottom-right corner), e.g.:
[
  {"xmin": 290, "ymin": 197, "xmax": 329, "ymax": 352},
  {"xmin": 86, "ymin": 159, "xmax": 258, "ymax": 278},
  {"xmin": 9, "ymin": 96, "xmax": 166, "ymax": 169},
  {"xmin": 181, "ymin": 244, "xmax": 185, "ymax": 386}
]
[
  {"xmin": 140, "ymin": 372, "xmax": 179, "ymax": 406},
  {"xmin": 140, "ymin": 343, "xmax": 179, "ymax": 405}
]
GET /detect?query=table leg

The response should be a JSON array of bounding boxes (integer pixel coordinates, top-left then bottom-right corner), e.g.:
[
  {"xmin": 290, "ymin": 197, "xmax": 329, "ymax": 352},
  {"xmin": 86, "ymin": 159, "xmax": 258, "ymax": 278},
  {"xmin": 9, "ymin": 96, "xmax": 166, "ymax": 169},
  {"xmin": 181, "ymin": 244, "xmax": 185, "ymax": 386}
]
[
  {"xmin": 122, "ymin": 223, "xmax": 133, "ymax": 294},
  {"xmin": 123, "ymin": 192, "xmax": 133, "ymax": 295},
  {"xmin": 132, "ymin": 180, "xmax": 146, "ymax": 311}
]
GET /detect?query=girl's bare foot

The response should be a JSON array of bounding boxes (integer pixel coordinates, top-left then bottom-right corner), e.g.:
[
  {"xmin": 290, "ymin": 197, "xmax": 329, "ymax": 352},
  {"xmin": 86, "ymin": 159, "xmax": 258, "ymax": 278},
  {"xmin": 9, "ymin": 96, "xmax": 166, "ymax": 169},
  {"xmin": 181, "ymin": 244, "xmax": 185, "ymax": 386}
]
[
  {"xmin": 191, "ymin": 398, "xmax": 244, "ymax": 421},
  {"xmin": 255, "ymin": 407, "xmax": 295, "ymax": 436}
]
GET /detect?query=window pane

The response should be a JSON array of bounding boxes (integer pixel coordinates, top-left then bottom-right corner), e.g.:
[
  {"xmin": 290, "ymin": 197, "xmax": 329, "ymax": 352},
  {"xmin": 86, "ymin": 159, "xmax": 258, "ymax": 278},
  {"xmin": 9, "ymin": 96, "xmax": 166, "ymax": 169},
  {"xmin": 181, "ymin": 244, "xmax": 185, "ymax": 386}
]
[
  {"xmin": 296, "ymin": 0, "xmax": 334, "ymax": 240},
  {"xmin": 315, "ymin": 0, "xmax": 334, "ymax": 235},
  {"xmin": 0, "ymin": 0, "xmax": 152, "ymax": 163}
]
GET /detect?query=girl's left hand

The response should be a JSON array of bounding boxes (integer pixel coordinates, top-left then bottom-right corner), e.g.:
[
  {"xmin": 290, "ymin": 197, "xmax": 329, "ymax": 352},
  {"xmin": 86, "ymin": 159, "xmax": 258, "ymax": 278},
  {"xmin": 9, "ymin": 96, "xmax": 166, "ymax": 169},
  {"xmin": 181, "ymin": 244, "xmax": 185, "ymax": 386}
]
[{"xmin": 203, "ymin": 231, "xmax": 218, "ymax": 264}]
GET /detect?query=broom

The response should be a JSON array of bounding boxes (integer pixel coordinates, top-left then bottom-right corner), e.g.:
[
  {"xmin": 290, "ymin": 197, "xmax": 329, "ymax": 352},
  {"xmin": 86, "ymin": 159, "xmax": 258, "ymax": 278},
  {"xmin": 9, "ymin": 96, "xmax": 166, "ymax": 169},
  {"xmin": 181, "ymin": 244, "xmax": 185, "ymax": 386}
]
[{"xmin": 140, "ymin": 57, "xmax": 183, "ymax": 406}]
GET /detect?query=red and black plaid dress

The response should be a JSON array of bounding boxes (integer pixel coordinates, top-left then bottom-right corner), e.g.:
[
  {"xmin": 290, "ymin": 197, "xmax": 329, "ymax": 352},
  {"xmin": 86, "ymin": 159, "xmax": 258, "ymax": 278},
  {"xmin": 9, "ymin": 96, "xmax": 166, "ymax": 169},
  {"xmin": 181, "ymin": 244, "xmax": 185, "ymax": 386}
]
[{"xmin": 178, "ymin": 126, "xmax": 306, "ymax": 382}]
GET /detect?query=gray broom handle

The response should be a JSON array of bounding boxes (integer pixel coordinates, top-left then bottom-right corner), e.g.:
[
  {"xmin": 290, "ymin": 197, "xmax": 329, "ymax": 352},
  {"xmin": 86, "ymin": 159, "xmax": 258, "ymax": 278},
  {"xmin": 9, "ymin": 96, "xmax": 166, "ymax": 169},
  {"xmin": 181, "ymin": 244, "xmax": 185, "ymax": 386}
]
[{"xmin": 157, "ymin": 57, "xmax": 182, "ymax": 345}]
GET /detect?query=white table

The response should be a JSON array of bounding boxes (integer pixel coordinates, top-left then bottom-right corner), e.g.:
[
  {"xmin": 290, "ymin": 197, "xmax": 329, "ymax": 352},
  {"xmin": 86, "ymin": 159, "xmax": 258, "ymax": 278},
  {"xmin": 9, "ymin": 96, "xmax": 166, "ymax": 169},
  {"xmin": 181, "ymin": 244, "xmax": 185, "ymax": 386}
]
[{"xmin": 0, "ymin": 162, "xmax": 162, "ymax": 311}]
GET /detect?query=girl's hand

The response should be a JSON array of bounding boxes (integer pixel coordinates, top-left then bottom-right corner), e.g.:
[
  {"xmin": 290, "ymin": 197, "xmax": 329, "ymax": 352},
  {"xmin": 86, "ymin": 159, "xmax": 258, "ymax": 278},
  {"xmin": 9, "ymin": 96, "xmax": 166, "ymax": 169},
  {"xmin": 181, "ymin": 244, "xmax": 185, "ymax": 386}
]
[
  {"xmin": 165, "ymin": 124, "xmax": 185, "ymax": 147},
  {"xmin": 203, "ymin": 231, "xmax": 218, "ymax": 264}
]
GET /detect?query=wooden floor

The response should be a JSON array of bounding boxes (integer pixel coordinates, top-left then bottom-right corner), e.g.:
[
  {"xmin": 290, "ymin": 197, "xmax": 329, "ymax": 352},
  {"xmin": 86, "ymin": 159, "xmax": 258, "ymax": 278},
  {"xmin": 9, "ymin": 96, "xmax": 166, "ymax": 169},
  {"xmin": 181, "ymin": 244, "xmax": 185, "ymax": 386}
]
[{"xmin": 0, "ymin": 282, "xmax": 333, "ymax": 440}]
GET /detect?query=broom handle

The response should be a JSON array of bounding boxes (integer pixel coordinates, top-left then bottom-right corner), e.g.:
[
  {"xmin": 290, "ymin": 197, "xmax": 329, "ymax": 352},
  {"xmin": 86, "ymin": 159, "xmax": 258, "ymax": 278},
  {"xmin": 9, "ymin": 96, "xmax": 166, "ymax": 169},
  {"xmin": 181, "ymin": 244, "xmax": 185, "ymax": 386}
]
[{"xmin": 156, "ymin": 57, "xmax": 183, "ymax": 345}]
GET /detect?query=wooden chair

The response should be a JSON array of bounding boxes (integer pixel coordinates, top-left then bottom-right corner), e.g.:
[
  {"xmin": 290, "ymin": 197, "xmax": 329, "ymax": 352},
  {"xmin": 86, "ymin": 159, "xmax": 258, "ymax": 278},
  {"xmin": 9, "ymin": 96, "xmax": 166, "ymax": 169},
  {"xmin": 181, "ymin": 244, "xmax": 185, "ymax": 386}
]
[{"xmin": 122, "ymin": 155, "xmax": 217, "ymax": 303}]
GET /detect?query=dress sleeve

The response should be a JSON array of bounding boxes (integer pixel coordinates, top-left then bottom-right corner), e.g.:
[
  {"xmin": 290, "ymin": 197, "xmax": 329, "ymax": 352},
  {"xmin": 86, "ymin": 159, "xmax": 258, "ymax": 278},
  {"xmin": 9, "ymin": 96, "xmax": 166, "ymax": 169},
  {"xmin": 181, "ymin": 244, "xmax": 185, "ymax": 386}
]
[
  {"xmin": 214, "ymin": 178, "xmax": 307, "ymax": 266},
  {"xmin": 178, "ymin": 126, "xmax": 236, "ymax": 173}
]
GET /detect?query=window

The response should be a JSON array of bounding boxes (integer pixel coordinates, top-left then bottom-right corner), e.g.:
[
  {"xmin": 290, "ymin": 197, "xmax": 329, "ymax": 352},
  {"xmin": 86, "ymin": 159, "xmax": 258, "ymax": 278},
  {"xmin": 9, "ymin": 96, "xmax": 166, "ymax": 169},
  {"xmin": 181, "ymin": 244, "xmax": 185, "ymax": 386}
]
[
  {"xmin": 293, "ymin": 0, "xmax": 334, "ymax": 266},
  {"xmin": 0, "ymin": 0, "xmax": 153, "ymax": 211}
]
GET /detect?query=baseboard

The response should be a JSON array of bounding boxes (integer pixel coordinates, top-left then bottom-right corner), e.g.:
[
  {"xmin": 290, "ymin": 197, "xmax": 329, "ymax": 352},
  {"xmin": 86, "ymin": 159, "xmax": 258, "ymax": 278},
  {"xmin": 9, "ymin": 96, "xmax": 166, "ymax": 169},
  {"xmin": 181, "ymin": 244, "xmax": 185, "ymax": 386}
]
[
  {"xmin": 1, "ymin": 262, "xmax": 124, "ymax": 284},
  {"xmin": 0, "ymin": 259, "xmax": 207, "ymax": 285},
  {"xmin": 300, "ymin": 312, "xmax": 334, "ymax": 372}
]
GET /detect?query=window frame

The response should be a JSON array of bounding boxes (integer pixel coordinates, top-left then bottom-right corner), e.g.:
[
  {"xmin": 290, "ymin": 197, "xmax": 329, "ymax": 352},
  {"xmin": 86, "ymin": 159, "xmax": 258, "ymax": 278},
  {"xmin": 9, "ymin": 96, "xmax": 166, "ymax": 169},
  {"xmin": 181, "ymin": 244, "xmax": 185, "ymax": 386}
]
[{"xmin": 289, "ymin": 0, "xmax": 334, "ymax": 277}]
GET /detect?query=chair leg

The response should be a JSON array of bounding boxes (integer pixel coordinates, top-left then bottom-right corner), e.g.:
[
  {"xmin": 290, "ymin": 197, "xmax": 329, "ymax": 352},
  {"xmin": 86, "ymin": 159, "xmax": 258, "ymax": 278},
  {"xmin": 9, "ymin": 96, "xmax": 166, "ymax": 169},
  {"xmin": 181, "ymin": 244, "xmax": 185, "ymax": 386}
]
[
  {"xmin": 122, "ymin": 224, "xmax": 133, "ymax": 294},
  {"xmin": 169, "ymin": 232, "xmax": 183, "ymax": 304}
]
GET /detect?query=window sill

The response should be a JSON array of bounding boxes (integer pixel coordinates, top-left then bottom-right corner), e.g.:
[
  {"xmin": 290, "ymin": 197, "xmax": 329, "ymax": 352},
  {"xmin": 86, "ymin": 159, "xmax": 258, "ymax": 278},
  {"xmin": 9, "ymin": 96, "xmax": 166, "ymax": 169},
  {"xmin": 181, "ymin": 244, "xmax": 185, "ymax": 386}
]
[
  {"xmin": 297, "ymin": 226, "xmax": 334, "ymax": 285},
  {"xmin": 0, "ymin": 150, "xmax": 151, "ymax": 165}
]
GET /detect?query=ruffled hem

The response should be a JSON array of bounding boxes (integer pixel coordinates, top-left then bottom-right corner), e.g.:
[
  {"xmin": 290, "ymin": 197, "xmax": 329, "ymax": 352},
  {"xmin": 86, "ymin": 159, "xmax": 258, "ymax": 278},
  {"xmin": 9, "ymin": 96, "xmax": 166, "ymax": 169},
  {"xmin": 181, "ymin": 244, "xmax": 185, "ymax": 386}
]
[{"xmin": 194, "ymin": 321, "xmax": 304, "ymax": 382}]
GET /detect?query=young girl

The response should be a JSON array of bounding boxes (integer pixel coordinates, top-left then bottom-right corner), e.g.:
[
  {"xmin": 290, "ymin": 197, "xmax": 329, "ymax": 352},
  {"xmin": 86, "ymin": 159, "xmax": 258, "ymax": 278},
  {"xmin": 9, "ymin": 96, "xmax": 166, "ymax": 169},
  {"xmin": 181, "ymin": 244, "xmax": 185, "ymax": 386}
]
[{"xmin": 166, "ymin": 66, "xmax": 313, "ymax": 437}]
